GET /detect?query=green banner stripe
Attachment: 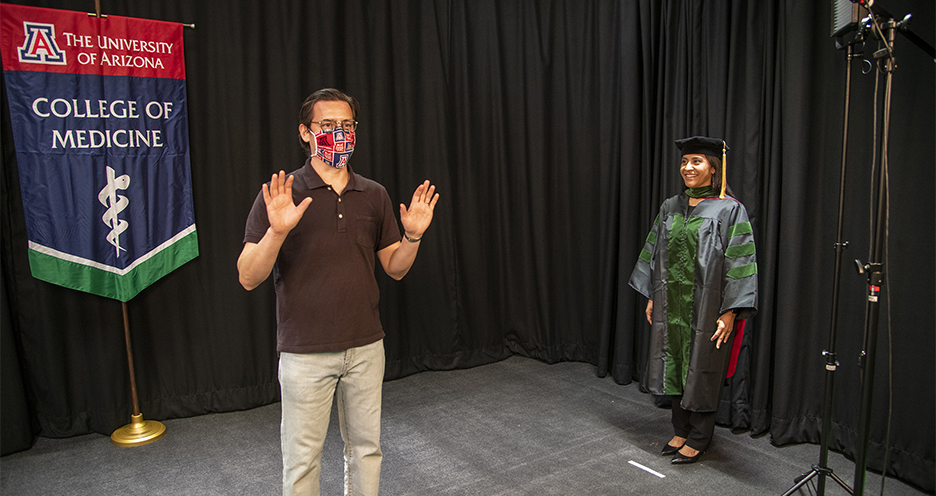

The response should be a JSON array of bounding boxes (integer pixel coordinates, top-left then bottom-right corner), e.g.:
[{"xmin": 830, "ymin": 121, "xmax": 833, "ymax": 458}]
[
  {"xmin": 28, "ymin": 231, "xmax": 199, "ymax": 301},
  {"xmin": 653, "ymin": 214, "xmax": 660, "ymax": 226},
  {"xmin": 728, "ymin": 222, "xmax": 752, "ymax": 238},
  {"xmin": 727, "ymin": 261, "xmax": 758, "ymax": 280},
  {"xmin": 725, "ymin": 242, "xmax": 756, "ymax": 259},
  {"xmin": 29, "ymin": 225, "xmax": 197, "ymax": 276}
]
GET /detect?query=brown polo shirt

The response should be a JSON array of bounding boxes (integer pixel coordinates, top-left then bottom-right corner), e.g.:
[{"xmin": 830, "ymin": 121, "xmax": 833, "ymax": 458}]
[{"xmin": 244, "ymin": 160, "xmax": 402, "ymax": 353}]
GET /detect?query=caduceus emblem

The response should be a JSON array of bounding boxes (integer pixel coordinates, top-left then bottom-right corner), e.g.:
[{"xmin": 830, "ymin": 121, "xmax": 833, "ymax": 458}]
[{"xmin": 98, "ymin": 166, "xmax": 131, "ymax": 257}]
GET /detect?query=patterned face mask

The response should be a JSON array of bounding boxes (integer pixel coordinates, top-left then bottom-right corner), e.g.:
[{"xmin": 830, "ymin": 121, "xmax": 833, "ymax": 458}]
[{"xmin": 312, "ymin": 128, "xmax": 355, "ymax": 169}]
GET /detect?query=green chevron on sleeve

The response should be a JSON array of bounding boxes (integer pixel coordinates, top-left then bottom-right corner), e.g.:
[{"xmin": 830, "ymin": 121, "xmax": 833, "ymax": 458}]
[
  {"xmin": 728, "ymin": 221, "xmax": 752, "ymax": 238},
  {"xmin": 727, "ymin": 262, "xmax": 757, "ymax": 279},
  {"xmin": 639, "ymin": 248, "xmax": 652, "ymax": 264},
  {"xmin": 638, "ymin": 223, "xmax": 658, "ymax": 264},
  {"xmin": 725, "ymin": 242, "xmax": 756, "ymax": 259}
]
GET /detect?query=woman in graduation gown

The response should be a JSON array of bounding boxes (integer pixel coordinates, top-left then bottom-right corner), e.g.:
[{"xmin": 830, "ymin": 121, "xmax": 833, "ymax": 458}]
[{"xmin": 629, "ymin": 136, "xmax": 758, "ymax": 464}]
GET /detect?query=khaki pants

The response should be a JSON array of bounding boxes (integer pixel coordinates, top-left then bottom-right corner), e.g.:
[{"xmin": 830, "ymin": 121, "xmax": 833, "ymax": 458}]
[{"xmin": 279, "ymin": 339, "xmax": 385, "ymax": 496}]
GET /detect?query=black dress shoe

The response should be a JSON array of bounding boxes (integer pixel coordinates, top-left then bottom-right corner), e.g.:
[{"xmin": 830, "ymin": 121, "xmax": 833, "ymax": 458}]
[
  {"xmin": 660, "ymin": 443, "xmax": 683, "ymax": 456},
  {"xmin": 671, "ymin": 450, "xmax": 703, "ymax": 464}
]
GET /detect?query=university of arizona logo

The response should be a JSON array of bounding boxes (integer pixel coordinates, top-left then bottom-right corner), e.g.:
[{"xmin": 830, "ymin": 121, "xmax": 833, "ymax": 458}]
[
  {"xmin": 17, "ymin": 21, "xmax": 66, "ymax": 65},
  {"xmin": 98, "ymin": 167, "xmax": 130, "ymax": 257}
]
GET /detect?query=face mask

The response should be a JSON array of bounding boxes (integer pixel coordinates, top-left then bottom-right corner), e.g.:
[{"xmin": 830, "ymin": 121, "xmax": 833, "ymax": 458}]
[{"xmin": 312, "ymin": 128, "xmax": 355, "ymax": 169}]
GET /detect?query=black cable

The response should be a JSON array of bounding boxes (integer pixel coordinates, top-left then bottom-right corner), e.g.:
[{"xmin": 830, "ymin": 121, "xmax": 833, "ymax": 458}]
[{"xmin": 878, "ymin": 97, "xmax": 893, "ymax": 496}]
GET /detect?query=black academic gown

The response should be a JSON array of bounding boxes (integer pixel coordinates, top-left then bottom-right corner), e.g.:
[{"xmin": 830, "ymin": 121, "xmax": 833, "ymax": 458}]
[{"xmin": 629, "ymin": 193, "xmax": 758, "ymax": 412}]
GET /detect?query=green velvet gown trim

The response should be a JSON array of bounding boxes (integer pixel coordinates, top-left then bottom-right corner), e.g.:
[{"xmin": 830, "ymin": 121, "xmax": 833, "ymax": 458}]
[
  {"xmin": 665, "ymin": 213, "xmax": 703, "ymax": 394},
  {"xmin": 685, "ymin": 186, "xmax": 717, "ymax": 198}
]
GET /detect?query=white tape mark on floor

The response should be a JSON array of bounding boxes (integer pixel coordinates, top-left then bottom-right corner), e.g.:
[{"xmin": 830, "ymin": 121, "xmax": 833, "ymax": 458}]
[{"xmin": 628, "ymin": 460, "xmax": 666, "ymax": 479}]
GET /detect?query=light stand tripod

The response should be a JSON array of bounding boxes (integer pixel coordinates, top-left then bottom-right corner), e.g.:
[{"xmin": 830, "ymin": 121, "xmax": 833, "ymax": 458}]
[
  {"xmin": 851, "ymin": 2, "xmax": 935, "ymax": 490},
  {"xmin": 851, "ymin": 12, "xmax": 895, "ymax": 495},
  {"xmin": 783, "ymin": 2, "xmax": 934, "ymax": 494},
  {"xmin": 780, "ymin": 40, "xmax": 858, "ymax": 496}
]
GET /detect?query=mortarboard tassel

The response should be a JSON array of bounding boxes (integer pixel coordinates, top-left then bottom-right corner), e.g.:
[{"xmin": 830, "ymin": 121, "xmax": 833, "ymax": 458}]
[{"xmin": 720, "ymin": 140, "xmax": 727, "ymax": 198}]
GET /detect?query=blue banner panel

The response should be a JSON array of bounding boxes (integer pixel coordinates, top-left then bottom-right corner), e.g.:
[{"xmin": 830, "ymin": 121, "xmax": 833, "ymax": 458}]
[{"xmin": 1, "ymin": 4, "xmax": 196, "ymax": 301}]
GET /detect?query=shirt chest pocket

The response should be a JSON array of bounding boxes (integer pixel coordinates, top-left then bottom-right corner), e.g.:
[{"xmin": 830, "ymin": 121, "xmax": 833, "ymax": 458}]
[{"xmin": 356, "ymin": 215, "xmax": 379, "ymax": 250}]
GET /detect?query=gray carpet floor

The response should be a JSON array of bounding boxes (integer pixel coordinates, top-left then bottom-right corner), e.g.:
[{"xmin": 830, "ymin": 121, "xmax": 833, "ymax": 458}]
[{"xmin": 1, "ymin": 356, "xmax": 926, "ymax": 495}]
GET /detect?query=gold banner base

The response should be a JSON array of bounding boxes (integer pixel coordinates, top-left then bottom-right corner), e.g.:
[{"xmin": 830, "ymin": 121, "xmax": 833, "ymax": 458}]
[{"xmin": 110, "ymin": 413, "xmax": 166, "ymax": 447}]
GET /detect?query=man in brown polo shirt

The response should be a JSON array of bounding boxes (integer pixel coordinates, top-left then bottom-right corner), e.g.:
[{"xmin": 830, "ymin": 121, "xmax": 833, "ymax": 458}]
[{"xmin": 237, "ymin": 88, "xmax": 439, "ymax": 496}]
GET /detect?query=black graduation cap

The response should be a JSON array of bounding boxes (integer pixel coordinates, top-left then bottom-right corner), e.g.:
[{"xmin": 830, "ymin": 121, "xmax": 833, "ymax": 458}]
[
  {"xmin": 674, "ymin": 136, "xmax": 729, "ymax": 198},
  {"xmin": 674, "ymin": 136, "xmax": 728, "ymax": 156}
]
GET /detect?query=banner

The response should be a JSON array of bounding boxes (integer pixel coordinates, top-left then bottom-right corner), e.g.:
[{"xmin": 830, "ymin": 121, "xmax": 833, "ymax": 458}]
[{"xmin": 1, "ymin": 4, "xmax": 196, "ymax": 302}]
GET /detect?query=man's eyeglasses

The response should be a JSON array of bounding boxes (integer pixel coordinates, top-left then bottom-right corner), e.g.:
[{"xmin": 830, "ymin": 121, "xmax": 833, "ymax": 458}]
[{"xmin": 309, "ymin": 119, "xmax": 358, "ymax": 132}]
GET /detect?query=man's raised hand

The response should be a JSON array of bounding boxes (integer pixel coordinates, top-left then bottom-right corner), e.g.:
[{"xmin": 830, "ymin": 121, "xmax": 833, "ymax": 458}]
[
  {"xmin": 400, "ymin": 180, "xmax": 439, "ymax": 238},
  {"xmin": 262, "ymin": 170, "xmax": 312, "ymax": 235}
]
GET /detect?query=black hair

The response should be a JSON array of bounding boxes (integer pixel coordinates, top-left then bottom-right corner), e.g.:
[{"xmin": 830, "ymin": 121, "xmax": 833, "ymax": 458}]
[
  {"xmin": 297, "ymin": 88, "xmax": 359, "ymax": 154},
  {"xmin": 703, "ymin": 154, "xmax": 737, "ymax": 198}
]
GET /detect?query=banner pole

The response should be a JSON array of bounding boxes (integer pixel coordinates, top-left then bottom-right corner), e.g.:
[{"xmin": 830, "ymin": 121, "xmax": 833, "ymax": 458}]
[
  {"xmin": 122, "ymin": 302, "xmax": 140, "ymax": 416},
  {"xmin": 83, "ymin": 0, "xmax": 167, "ymax": 446},
  {"xmin": 78, "ymin": 0, "xmax": 165, "ymax": 448},
  {"xmin": 110, "ymin": 301, "xmax": 167, "ymax": 446},
  {"xmin": 88, "ymin": 1, "xmax": 193, "ymax": 27}
]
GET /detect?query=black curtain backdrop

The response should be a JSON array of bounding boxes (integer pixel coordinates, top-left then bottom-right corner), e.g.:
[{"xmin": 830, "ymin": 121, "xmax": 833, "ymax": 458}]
[{"xmin": 1, "ymin": 0, "xmax": 933, "ymax": 491}]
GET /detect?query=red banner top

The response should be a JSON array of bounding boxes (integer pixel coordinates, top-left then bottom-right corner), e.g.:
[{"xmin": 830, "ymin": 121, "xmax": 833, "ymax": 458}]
[{"xmin": 0, "ymin": 3, "xmax": 185, "ymax": 79}]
